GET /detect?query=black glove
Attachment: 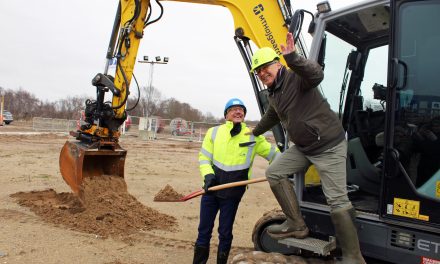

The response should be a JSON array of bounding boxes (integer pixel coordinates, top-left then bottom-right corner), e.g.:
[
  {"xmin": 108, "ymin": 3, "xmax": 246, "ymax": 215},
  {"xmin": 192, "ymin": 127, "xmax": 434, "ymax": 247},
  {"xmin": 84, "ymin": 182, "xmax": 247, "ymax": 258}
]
[{"xmin": 203, "ymin": 174, "xmax": 217, "ymax": 193}]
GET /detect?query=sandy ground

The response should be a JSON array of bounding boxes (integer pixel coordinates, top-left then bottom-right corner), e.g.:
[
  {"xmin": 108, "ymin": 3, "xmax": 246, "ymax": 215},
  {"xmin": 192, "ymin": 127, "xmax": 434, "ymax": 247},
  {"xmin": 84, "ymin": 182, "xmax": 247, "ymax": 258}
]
[{"xmin": 0, "ymin": 123, "xmax": 289, "ymax": 264}]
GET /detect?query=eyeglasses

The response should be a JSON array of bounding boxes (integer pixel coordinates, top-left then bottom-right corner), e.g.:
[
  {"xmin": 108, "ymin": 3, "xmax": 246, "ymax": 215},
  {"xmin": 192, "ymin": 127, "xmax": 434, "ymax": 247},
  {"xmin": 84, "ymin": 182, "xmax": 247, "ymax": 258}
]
[
  {"xmin": 255, "ymin": 61, "xmax": 277, "ymax": 75},
  {"xmin": 227, "ymin": 106, "xmax": 244, "ymax": 113}
]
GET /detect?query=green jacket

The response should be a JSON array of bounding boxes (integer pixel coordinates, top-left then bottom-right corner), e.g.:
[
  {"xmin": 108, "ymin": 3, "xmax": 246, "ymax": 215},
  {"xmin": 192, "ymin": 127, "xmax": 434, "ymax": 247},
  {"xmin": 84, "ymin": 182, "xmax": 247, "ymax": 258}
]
[{"xmin": 253, "ymin": 52, "xmax": 345, "ymax": 155}]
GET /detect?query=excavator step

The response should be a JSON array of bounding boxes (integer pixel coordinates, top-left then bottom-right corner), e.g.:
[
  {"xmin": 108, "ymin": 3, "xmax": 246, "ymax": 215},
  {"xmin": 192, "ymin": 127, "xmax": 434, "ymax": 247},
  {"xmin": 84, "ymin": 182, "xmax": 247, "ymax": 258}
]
[{"xmin": 277, "ymin": 236, "xmax": 336, "ymax": 255}]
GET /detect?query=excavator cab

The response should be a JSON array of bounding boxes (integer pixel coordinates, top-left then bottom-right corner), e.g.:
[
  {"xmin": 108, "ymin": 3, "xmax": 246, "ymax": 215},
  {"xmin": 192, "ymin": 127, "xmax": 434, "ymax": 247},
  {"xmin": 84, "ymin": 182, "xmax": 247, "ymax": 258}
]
[{"xmin": 251, "ymin": 1, "xmax": 440, "ymax": 263}]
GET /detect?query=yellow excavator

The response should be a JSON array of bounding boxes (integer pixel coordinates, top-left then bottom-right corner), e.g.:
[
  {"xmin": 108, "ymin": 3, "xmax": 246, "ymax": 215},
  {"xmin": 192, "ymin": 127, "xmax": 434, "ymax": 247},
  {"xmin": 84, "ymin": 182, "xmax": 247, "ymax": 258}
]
[
  {"xmin": 59, "ymin": 0, "xmax": 298, "ymax": 195},
  {"xmin": 59, "ymin": 0, "xmax": 440, "ymax": 262}
]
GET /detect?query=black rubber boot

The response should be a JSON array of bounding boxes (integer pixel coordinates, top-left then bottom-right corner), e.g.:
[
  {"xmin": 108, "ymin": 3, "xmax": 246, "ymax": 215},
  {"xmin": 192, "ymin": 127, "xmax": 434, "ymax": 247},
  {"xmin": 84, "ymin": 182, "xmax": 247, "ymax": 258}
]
[
  {"xmin": 330, "ymin": 206, "xmax": 366, "ymax": 264},
  {"xmin": 193, "ymin": 245, "xmax": 209, "ymax": 264},
  {"xmin": 217, "ymin": 250, "xmax": 230, "ymax": 264},
  {"xmin": 267, "ymin": 178, "xmax": 309, "ymax": 239}
]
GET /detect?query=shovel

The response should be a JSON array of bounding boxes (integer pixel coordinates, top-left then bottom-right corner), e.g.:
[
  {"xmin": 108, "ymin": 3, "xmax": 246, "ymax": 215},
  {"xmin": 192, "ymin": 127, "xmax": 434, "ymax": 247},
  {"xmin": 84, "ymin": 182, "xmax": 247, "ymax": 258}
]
[
  {"xmin": 180, "ymin": 177, "xmax": 267, "ymax": 202},
  {"xmin": 159, "ymin": 177, "xmax": 267, "ymax": 202}
]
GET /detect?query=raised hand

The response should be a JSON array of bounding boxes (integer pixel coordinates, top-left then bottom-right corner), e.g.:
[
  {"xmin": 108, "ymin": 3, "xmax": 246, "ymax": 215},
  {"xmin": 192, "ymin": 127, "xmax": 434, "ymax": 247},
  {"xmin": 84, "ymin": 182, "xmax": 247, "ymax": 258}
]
[{"xmin": 280, "ymin": 32, "xmax": 296, "ymax": 55}]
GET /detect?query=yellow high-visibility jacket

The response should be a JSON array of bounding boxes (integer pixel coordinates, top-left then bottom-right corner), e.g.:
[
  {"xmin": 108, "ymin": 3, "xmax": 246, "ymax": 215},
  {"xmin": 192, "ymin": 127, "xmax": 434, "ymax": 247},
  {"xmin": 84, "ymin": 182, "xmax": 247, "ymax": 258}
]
[{"xmin": 199, "ymin": 121, "xmax": 279, "ymax": 198}]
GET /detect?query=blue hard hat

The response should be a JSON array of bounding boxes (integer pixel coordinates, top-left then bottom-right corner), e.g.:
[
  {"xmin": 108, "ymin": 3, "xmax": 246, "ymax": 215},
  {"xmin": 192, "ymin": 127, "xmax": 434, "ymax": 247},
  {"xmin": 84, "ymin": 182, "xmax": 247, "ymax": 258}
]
[{"xmin": 224, "ymin": 98, "xmax": 247, "ymax": 117}]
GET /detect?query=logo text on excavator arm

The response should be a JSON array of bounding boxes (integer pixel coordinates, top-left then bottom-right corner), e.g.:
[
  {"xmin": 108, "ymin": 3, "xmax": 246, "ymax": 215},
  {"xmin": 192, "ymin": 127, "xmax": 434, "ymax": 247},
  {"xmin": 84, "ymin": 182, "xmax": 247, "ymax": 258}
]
[{"xmin": 253, "ymin": 4, "xmax": 282, "ymax": 55}]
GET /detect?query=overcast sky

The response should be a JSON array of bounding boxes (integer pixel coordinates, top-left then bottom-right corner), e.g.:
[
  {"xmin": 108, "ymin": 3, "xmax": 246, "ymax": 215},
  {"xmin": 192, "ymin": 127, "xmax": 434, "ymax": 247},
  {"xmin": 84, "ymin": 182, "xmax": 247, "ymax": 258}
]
[{"xmin": 0, "ymin": 0, "xmax": 358, "ymax": 120}]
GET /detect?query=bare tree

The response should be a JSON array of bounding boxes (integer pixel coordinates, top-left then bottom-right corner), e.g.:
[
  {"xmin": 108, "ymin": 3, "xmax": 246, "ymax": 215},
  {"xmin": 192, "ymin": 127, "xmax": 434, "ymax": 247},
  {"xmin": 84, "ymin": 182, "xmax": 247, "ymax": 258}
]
[
  {"xmin": 157, "ymin": 98, "xmax": 205, "ymax": 121},
  {"xmin": 4, "ymin": 88, "xmax": 39, "ymax": 120},
  {"xmin": 203, "ymin": 112, "xmax": 219, "ymax": 123},
  {"xmin": 0, "ymin": 86, "xmax": 222, "ymax": 122},
  {"xmin": 141, "ymin": 85, "xmax": 162, "ymax": 117},
  {"xmin": 55, "ymin": 96, "xmax": 88, "ymax": 119}
]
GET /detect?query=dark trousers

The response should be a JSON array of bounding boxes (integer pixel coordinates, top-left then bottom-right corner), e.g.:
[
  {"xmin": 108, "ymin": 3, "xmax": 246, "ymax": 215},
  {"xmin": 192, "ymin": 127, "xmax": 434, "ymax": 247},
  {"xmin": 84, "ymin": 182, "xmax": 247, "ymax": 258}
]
[{"xmin": 195, "ymin": 193, "xmax": 242, "ymax": 252}]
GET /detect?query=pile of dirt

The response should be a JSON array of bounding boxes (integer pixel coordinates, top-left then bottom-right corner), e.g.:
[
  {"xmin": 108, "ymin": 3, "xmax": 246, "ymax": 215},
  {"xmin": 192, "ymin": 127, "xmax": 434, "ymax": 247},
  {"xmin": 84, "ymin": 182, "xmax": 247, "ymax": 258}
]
[
  {"xmin": 10, "ymin": 175, "xmax": 177, "ymax": 238},
  {"xmin": 153, "ymin": 184, "xmax": 184, "ymax": 202}
]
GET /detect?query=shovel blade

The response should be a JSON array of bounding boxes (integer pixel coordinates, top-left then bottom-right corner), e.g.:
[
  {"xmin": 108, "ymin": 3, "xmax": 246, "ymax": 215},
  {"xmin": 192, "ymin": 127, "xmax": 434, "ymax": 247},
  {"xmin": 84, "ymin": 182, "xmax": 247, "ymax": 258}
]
[{"xmin": 179, "ymin": 189, "xmax": 204, "ymax": 201}]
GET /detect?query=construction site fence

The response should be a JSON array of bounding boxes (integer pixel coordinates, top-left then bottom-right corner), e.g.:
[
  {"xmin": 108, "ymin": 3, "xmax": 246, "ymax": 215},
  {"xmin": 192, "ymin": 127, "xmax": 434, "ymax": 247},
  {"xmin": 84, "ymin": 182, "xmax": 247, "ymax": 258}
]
[
  {"xmin": 128, "ymin": 116, "xmax": 222, "ymax": 142},
  {"xmin": 32, "ymin": 117, "xmax": 77, "ymax": 133},
  {"xmin": 31, "ymin": 116, "xmax": 222, "ymax": 142},
  {"xmin": 127, "ymin": 116, "xmax": 275, "ymax": 143}
]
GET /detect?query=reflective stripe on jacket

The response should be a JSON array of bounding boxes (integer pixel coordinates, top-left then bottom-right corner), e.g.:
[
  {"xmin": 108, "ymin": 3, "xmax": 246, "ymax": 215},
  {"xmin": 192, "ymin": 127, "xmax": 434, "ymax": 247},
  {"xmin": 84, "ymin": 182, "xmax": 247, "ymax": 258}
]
[{"xmin": 199, "ymin": 121, "xmax": 279, "ymax": 198}]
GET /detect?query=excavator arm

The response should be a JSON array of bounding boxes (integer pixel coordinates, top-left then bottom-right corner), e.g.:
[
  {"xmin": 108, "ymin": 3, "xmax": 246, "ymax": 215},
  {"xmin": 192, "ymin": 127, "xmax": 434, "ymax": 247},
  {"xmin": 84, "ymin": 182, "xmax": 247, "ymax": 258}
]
[
  {"xmin": 166, "ymin": 0, "xmax": 291, "ymax": 60},
  {"xmin": 59, "ymin": 0, "xmax": 151, "ymax": 194},
  {"xmin": 59, "ymin": 0, "xmax": 298, "ymax": 193},
  {"xmin": 78, "ymin": 0, "xmax": 150, "ymax": 141},
  {"xmin": 166, "ymin": 0, "xmax": 298, "ymax": 150}
]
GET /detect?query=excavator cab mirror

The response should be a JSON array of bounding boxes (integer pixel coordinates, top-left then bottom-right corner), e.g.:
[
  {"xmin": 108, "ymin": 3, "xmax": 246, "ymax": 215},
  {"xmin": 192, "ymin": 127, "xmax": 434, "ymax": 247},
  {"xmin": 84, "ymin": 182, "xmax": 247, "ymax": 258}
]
[
  {"xmin": 289, "ymin": 10, "xmax": 304, "ymax": 43},
  {"xmin": 289, "ymin": 9, "xmax": 316, "ymax": 43}
]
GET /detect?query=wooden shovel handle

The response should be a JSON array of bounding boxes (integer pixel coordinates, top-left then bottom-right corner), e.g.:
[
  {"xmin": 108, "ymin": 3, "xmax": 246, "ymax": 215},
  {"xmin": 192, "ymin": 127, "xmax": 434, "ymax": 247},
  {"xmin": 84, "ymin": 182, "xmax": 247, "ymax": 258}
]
[
  {"xmin": 181, "ymin": 177, "xmax": 267, "ymax": 201},
  {"xmin": 207, "ymin": 177, "xmax": 267, "ymax": 191}
]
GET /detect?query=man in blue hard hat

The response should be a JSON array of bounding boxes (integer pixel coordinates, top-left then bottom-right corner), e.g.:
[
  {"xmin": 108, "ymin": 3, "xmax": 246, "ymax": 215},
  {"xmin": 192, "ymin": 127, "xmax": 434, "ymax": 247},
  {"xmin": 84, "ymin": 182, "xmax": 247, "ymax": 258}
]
[{"xmin": 193, "ymin": 98, "xmax": 280, "ymax": 264}]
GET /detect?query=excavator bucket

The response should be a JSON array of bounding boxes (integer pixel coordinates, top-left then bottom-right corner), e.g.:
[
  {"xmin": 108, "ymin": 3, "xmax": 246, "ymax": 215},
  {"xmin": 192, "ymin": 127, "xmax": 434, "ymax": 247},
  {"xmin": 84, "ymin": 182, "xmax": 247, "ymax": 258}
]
[{"xmin": 59, "ymin": 140, "xmax": 127, "ymax": 194}]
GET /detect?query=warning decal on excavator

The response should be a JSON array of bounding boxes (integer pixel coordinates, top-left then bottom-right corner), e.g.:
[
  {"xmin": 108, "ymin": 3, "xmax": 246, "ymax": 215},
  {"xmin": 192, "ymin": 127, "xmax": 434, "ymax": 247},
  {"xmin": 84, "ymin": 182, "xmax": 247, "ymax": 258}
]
[
  {"xmin": 422, "ymin": 256, "xmax": 440, "ymax": 264},
  {"xmin": 393, "ymin": 198, "xmax": 420, "ymax": 219}
]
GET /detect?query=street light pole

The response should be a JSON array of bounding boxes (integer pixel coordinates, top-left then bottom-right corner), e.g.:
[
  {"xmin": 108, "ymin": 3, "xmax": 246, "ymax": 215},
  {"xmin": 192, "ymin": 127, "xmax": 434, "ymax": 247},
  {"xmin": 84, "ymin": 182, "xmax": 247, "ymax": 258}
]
[{"xmin": 138, "ymin": 56, "xmax": 169, "ymax": 118}]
